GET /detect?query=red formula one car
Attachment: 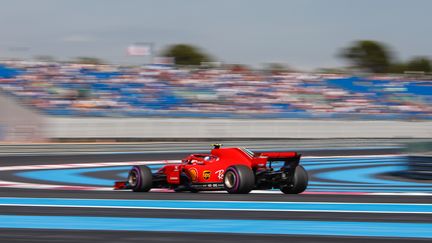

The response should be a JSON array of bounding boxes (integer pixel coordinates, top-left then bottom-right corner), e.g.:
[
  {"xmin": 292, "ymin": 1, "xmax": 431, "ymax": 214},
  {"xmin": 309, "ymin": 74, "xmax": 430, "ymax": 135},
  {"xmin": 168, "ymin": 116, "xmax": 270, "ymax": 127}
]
[{"xmin": 114, "ymin": 144, "xmax": 308, "ymax": 194}]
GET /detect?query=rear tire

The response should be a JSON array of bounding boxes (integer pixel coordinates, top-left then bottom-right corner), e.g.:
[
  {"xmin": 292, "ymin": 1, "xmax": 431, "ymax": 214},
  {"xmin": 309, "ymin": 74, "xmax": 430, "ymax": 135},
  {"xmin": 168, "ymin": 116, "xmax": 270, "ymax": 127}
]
[
  {"xmin": 280, "ymin": 165, "xmax": 308, "ymax": 194},
  {"xmin": 224, "ymin": 165, "xmax": 255, "ymax": 194},
  {"xmin": 128, "ymin": 165, "xmax": 152, "ymax": 192}
]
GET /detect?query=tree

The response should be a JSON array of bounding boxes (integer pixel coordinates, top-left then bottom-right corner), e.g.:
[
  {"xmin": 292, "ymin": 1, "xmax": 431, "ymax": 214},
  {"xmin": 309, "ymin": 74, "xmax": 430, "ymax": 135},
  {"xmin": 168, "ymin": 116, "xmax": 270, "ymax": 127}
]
[
  {"xmin": 315, "ymin": 67, "xmax": 347, "ymax": 74},
  {"xmin": 387, "ymin": 62, "xmax": 407, "ymax": 74},
  {"xmin": 406, "ymin": 57, "xmax": 431, "ymax": 73},
  {"xmin": 340, "ymin": 40, "xmax": 392, "ymax": 73},
  {"xmin": 74, "ymin": 57, "xmax": 106, "ymax": 65},
  {"xmin": 162, "ymin": 44, "xmax": 211, "ymax": 66},
  {"xmin": 33, "ymin": 55, "xmax": 56, "ymax": 62},
  {"xmin": 263, "ymin": 63, "xmax": 292, "ymax": 73}
]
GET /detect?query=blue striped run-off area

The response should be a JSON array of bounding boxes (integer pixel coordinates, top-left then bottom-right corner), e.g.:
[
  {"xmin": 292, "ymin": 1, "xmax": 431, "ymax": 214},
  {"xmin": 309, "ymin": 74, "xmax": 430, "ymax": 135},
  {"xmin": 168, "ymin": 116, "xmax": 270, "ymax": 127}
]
[
  {"xmin": 0, "ymin": 197, "xmax": 431, "ymax": 238},
  {"xmin": 5, "ymin": 155, "xmax": 432, "ymax": 238},
  {"xmin": 15, "ymin": 155, "xmax": 432, "ymax": 193},
  {"xmin": 0, "ymin": 215, "xmax": 431, "ymax": 238},
  {"xmin": 0, "ymin": 197, "xmax": 432, "ymax": 214}
]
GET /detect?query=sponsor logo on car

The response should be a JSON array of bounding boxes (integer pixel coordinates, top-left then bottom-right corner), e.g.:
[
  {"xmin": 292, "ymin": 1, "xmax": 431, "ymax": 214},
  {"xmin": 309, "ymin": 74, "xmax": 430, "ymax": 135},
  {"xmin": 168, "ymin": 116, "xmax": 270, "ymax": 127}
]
[
  {"xmin": 201, "ymin": 183, "xmax": 224, "ymax": 188},
  {"xmin": 215, "ymin": 169, "xmax": 224, "ymax": 180},
  {"xmin": 203, "ymin": 170, "xmax": 211, "ymax": 180},
  {"xmin": 188, "ymin": 168, "xmax": 198, "ymax": 182}
]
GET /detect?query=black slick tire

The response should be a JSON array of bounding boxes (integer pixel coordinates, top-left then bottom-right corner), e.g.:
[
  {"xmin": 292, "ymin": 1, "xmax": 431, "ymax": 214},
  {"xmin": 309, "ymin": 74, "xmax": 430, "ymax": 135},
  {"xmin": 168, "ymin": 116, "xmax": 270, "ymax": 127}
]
[
  {"xmin": 223, "ymin": 165, "xmax": 255, "ymax": 194},
  {"xmin": 128, "ymin": 165, "xmax": 153, "ymax": 192},
  {"xmin": 280, "ymin": 165, "xmax": 308, "ymax": 194}
]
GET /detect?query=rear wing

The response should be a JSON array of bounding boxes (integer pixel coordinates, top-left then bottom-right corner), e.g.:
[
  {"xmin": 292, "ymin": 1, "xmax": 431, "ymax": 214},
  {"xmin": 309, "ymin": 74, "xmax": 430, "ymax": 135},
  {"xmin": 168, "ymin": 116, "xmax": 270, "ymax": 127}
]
[
  {"xmin": 259, "ymin": 152, "xmax": 298, "ymax": 160},
  {"xmin": 257, "ymin": 151, "xmax": 301, "ymax": 169}
]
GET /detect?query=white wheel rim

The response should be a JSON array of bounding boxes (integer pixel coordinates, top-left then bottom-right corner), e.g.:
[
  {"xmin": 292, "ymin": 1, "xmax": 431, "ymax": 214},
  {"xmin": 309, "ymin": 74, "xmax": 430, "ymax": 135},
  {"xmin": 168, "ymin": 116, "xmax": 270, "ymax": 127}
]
[
  {"xmin": 224, "ymin": 171, "xmax": 236, "ymax": 189},
  {"xmin": 128, "ymin": 171, "xmax": 138, "ymax": 187}
]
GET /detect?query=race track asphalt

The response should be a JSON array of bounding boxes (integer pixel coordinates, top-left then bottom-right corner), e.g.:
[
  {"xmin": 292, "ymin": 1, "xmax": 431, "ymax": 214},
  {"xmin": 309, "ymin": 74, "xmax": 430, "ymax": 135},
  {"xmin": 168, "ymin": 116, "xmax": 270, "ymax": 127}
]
[{"xmin": 0, "ymin": 146, "xmax": 430, "ymax": 242}]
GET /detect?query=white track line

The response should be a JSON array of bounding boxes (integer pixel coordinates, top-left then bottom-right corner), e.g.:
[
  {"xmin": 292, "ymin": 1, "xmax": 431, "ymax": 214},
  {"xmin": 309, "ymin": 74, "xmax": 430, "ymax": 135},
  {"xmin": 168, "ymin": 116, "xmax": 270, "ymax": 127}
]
[
  {"xmin": 0, "ymin": 160, "xmax": 180, "ymax": 171},
  {"xmin": 0, "ymin": 203, "xmax": 431, "ymax": 214},
  {"xmin": 0, "ymin": 154, "xmax": 403, "ymax": 172}
]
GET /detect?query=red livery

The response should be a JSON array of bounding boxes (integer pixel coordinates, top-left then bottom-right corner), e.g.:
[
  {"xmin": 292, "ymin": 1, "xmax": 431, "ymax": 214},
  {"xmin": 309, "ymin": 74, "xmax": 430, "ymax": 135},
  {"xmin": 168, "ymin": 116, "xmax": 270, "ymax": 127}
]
[{"xmin": 114, "ymin": 144, "xmax": 308, "ymax": 194}]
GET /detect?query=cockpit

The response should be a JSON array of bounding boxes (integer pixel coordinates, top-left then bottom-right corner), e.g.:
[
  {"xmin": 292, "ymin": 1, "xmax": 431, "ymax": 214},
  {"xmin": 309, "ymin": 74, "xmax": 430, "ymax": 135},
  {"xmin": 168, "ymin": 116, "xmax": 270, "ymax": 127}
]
[{"xmin": 182, "ymin": 154, "xmax": 219, "ymax": 165}]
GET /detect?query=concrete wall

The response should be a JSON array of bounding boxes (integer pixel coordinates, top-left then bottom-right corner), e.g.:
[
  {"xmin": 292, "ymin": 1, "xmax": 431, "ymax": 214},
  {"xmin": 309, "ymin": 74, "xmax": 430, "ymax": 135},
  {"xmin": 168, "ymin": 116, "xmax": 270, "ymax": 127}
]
[
  {"xmin": 0, "ymin": 93, "xmax": 45, "ymax": 142},
  {"xmin": 46, "ymin": 117, "xmax": 432, "ymax": 139},
  {"xmin": 0, "ymin": 93, "xmax": 430, "ymax": 140}
]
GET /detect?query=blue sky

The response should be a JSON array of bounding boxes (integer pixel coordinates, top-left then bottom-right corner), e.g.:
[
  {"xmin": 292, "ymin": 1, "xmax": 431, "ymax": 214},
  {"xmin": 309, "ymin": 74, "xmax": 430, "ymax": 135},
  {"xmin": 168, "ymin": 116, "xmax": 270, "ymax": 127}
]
[{"xmin": 0, "ymin": 0, "xmax": 430, "ymax": 70}]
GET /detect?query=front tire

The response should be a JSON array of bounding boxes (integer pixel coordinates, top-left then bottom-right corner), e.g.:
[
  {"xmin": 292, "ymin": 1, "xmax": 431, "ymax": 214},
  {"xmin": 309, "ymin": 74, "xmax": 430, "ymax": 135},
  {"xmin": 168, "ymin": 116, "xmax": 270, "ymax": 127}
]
[
  {"xmin": 280, "ymin": 165, "xmax": 308, "ymax": 194},
  {"xmin": 224, "ymin": 165, "xmax": 255, "ymax": 194},
  {"xmin": 128, "ymin": 165, "xmax": 152, "ymax": 192}
]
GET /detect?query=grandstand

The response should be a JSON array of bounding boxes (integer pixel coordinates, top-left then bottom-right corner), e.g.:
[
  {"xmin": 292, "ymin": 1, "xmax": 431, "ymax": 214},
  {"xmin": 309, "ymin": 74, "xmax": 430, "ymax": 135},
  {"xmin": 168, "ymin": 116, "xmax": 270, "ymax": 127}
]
[{"xmin": 0, "ymin": 61, "xmax": 431, "ymax": 120}]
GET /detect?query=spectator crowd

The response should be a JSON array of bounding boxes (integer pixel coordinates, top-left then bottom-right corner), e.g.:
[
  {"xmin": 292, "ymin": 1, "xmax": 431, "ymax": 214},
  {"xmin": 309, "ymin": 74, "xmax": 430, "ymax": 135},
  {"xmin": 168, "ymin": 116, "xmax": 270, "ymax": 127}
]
[{"xmin": 0, "ymin": 61, "xmax": 430, "ymax": 120}]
